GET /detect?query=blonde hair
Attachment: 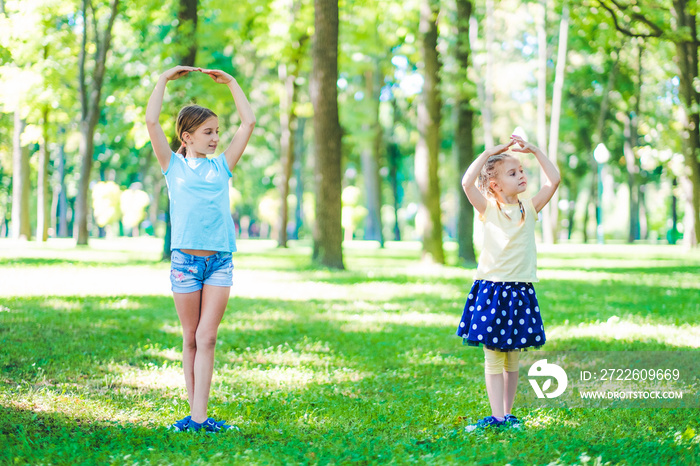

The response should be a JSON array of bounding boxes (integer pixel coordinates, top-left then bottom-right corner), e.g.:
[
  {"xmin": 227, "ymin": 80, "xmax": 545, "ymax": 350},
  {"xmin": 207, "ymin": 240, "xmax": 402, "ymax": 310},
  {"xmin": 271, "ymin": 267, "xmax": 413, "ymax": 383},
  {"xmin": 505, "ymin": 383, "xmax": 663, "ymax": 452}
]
[
  {"xmin": 477, "ymin": 153, "xmax": 525, "ymax": 224},
  {"xmin": 175, "ymin": 105, "xmax": 217, "ymax": 156}
]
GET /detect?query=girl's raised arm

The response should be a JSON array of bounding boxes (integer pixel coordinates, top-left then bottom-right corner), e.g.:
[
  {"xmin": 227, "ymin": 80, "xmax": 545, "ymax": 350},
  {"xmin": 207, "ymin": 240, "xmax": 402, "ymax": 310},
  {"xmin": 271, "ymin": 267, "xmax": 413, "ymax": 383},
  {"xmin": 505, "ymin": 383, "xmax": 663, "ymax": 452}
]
[
  {"xmin": 145, "ymin": 66, "xmax": 199, "ymax": 171},
  {"xmin": 462, "ymin": 139, "xmax": 516, "ymax": 215},
  {"xmin": 511, "ymin": 135, "xmax": 561, "ymax": 213},
  {"xmin": 200, "ymin": 69, "xmax": 256, "ymax": 172}
]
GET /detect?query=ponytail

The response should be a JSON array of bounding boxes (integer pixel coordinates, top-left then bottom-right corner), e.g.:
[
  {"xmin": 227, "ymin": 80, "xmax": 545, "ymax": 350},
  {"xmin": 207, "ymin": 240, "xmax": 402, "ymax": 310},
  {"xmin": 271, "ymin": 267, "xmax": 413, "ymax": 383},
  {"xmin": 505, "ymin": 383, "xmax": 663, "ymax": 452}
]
[{"xmin": 176, "ymin": 143, "xmax": 186, "ymax": 157}]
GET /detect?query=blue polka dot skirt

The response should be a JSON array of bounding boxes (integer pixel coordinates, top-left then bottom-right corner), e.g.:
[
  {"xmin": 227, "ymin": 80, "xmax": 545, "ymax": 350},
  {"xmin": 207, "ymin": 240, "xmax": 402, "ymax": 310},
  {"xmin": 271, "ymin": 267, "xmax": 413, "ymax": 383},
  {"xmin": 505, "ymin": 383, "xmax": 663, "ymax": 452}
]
[{"xmin": 456, "ymin": 280, "xmax": 546, "ymax": 351}]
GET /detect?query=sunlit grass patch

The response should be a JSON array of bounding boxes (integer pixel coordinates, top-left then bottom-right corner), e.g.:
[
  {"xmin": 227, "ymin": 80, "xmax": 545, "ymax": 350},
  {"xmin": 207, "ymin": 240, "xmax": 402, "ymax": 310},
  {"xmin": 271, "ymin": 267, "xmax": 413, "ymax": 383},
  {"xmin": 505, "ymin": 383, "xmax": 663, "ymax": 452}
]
[{"xmin": 0, "ymin": 240, "xmax": 699, "ymax": 464}]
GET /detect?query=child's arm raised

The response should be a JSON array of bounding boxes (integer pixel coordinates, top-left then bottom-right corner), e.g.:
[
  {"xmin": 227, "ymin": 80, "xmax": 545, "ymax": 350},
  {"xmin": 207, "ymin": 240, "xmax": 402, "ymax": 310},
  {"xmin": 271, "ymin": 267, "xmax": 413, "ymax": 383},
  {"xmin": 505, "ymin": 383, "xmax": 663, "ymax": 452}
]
[
  {"xmin": 511, "ymin": 135, "xmax": 561, "ymax": 213},
  {"xmin": 200, "ymin": 69, "xmax": 256, "ymax": 172},
  {"xmin": 146, "ymin": 66, "xmax": 199, "ymax": 171},
  {"xmin": 461, "ymin": 139, "xmax": 516, "ymax": 215}
]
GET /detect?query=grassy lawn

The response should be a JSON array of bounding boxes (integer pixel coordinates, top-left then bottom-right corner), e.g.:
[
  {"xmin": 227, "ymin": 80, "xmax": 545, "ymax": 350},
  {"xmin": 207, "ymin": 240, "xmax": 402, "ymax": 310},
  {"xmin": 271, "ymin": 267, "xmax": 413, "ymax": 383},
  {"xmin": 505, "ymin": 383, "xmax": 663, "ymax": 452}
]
[{"xmin": 0, "ymin": 238, "xmax": 698, "ymax": 465}]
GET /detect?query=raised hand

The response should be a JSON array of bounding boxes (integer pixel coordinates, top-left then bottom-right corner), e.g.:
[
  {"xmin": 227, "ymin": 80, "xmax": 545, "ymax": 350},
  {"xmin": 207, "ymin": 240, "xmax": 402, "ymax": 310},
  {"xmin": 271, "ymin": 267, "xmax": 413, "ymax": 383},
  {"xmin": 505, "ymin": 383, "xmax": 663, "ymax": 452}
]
[
  {"xmin": 200, "ymin": 69, "xmax": 234, "ymax": 84},
  {"xmin": 510, "ymin": 134, "xmax": 538, "ymax": 154},
  {"xmin": 161, "ymin": 65, "xmax": 200, "ymax": 81}
]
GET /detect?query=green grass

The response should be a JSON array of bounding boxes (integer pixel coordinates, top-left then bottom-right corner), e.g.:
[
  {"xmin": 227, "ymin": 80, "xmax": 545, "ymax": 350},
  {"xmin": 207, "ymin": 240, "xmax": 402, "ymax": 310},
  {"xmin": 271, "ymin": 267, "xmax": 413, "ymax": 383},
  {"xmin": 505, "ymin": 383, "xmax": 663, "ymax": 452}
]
[{"xmin": 0, "ymin": 239, "xmax": 699, "ymax": 465}]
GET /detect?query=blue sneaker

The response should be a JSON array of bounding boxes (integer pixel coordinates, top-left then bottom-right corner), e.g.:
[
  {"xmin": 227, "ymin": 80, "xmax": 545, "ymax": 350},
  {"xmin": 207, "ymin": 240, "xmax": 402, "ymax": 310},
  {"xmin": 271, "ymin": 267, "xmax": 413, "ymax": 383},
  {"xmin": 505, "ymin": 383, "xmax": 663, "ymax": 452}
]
[
  {"xmin": 188, "ymin": 417, "xmax": 239, "ymax": 433},
  {"xmin": 465, "ymin": 416, "xmax": 506, "ymax": 432},
  {"xmin": 504, "ymin": 414, "xmax": 521, "ymax": 428},
  {"xmin": 169, "ymin": 415, "xmax": 191, "ymax": 432}
]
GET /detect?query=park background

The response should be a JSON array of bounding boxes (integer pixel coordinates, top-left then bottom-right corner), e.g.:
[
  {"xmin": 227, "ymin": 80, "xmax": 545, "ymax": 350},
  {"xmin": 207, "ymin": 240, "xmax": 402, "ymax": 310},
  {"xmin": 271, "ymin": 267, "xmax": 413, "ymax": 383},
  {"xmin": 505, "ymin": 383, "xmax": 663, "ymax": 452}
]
[{"xmin": 1, "ymin": 0, "xmax": 699, "ymax": 465}]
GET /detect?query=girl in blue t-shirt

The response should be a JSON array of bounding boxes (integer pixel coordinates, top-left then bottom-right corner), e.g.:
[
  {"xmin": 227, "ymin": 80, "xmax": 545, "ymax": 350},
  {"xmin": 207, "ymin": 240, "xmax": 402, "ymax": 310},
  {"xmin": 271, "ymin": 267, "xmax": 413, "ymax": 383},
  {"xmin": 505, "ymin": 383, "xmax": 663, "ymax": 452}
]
[
  {"xmin": 146, "ymin": 66, "xmax": 256, "ymax": 432},
  {"xmin": 458, "ymin": 134, "xmax": 560, "ymax": 432}
]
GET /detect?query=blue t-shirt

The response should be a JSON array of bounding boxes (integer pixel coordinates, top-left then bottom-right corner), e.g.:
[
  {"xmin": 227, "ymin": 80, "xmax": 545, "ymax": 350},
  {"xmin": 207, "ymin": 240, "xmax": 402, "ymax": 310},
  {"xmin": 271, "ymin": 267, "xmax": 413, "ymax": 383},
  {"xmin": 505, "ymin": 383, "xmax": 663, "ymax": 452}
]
[{"xmin": 163, "ymin": 152, "xmax": 237, "ymax": 252}]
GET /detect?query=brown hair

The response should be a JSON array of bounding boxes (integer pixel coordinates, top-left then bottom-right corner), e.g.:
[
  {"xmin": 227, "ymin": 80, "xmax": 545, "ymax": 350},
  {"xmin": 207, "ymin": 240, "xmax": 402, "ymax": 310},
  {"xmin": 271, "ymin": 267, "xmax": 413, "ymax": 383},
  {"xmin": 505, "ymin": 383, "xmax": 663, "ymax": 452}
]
[
  {"xmin": 175, "ymin": 105, "xmax": 217, "ymax": 156},
  {"xmin": 477, "ymin": 153, "xmax": 525, "ymax": 224}
]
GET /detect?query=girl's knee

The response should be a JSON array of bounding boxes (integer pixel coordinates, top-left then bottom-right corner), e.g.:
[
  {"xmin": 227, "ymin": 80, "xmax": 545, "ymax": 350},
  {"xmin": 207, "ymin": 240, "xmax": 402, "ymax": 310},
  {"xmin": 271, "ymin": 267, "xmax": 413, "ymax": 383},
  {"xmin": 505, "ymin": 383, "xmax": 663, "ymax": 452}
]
[
  {"xmin": 505, "ymin": 351, "xmax": 520, "ymax": 372},
  {"xmin": 182, "ymin": 333, "xmax": 197, "ymax": 350},
  {"xmin": 195, "ymin": 331, "xmax": 218, "ymax": 349},
  {"xmin": 484, "ymin": 348, "xmax": 507, "ymax": 375}
]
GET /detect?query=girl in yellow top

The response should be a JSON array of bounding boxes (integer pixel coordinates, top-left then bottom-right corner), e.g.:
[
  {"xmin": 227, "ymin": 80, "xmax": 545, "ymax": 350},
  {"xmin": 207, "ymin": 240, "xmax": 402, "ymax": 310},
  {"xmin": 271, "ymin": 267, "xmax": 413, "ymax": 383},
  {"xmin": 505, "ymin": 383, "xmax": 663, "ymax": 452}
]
[{"xmin": 457, "ymin": 134, "xmax": 560, "ymax": 431}]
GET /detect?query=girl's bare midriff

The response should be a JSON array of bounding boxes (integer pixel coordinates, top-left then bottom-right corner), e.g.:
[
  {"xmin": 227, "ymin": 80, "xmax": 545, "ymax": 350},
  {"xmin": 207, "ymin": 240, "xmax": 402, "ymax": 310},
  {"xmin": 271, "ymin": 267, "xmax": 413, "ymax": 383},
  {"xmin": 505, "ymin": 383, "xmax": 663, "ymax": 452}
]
[{"xmin": 181, "ymin": 249, "xmax": 218, "ymax": 256}]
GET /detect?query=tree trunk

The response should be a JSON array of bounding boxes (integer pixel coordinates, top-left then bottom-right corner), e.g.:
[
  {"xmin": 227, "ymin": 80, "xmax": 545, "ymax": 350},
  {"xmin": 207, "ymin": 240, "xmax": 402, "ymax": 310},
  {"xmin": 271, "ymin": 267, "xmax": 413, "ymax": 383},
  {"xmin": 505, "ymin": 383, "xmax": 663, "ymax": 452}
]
[
  {"xmin": 75, "ymin": 0, "xmax": 119, "ymax": 245},
  {"xmin": 56, "ymin": 130, "xmax": 69, "ymax": 237},
  {"xmin": 455, "ymin": 0, "xmax": 476, "ymax": 265},
  {"xmin": 543, "ymin": 0, "xmax": 568, "ymax": 244},
  {"xmin": 311, "ymin": 0, "xmax": 344, "ymax": 269},
  {"xmin": 162, "ymin": 0, "xmax": 198, "ymax": 260},
  {"xmin": 480, "ymin": 0, "xmax": 494, "ymax": 148},
  {"xmin": 536, "ymin": 0, "xmax": 548, "ymax": 154},
  {"xmin": 416, "ymin": 0, "xmax": 444, "ymax": 264},
  {"xmin": 277, "ymin": 63, "xmax": 296, "ymax": 247},
  {"xmin": 293, "ymin": 117, "xmax": 306, "ymax": 239},
  {"xmin": 37, "ymin": 106, "xmax": 51, "ymax": 241},
  {"xmin": 11, "ymin": 110, "xmax": 31, "ymax": 240},
  {"xmin": 672, "ymin": 0, "xmax": 700, "ymax": 247},
  {"xmin": 360, "ymin": 66, "xmax": 384, "ymax": 245},
  {"xmin": 625, "ymin": 44, "xmax": 643, "ymax": 243}
]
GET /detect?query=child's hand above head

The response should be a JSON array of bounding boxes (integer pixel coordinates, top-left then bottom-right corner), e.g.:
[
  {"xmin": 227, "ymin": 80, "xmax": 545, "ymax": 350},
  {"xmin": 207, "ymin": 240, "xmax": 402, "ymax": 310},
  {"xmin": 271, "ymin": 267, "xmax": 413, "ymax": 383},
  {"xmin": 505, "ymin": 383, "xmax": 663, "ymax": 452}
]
[
  {"xmin": 162, "ymin": 66, "xmax": 200, "ymax": 81},
  {"xmin": 488, "ymin": 138, "xmax": 517, "ymax": 156},
  {"xmin": 510, "ymin": 135, "xmax": 538, "ymax": 154},
  {"xmin": 200, "ymin": 69, "xmax": 234, "ymax": 84}
]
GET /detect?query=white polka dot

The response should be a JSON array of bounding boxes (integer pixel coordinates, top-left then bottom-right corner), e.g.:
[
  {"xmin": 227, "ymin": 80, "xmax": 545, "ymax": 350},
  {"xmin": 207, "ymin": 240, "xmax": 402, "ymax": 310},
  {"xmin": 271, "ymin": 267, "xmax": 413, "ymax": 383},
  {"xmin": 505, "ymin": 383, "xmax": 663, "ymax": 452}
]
[
  {"xmin": 521, "ymin": 338, "xmax": 526, "ymax": 344},
  {"xmin": 462, "ymin": 333, "xmax": 467, "ymax": 338},
  {"xmin": 477, "ymin": 305, "xmax": 482, "ymax": 311},
  {"xmin": 468, "ymin": 293, "xmax": 473, "ymax": 299},
  {"xmin": 486, "ymin": 299, "xmax": 491, "ymax": 305},
  {"xmin": 509, "ymin": 301, "xmax": 513, "ymax": 306},
  {"xmin": 526, "ymin": 308, "xmax": 531, "ymax": 314},
  {"xmin": 518, "ymin": 300, "xmax": 523, "ymax": 306},
  {"xmin": 532, "ymin": 318, "xmax": 536, "ymax": 323},
  {"xmin": 501, "ymin": 310, "xmax": 506, "ymax": 316},
  {"xmin": 506, "ymin": 285, "xmax": 511, "ymax": 289},
  {"xmin": 541, "ymin": 325, "xmax": 544, "ymax": 330},
  {"xmin": 491, "ymin": 309, "xmax": 496, "ymax": 314},
  {"xmin": 514, "ymin": 329, "xmax": 519, "ymax": 335},
  {"xmin": 472, "ymin": 324, "xmax": 477, "ymax": 330},
  {"xmin": 528, "ymin": 327, "xmax": 533, "ymax": 334},
  {"xmin": 535, "ymin": 306, "xmax": 540, "ymax": 312},
  {"xmin": 496, "ymin": 318, "xmax": 501, "ymax": 324},
  {"xmin": 500, "ymin": 329, "xmax": 505, "ymax": 335},
  {"xmin": 487, "ymin": 326, "xmax": 493, "ymax": 332},
  {"xmin": 508, "ymin": 319, "xmax": 513, "ymax": 326},
  {"xmin": 512, "ymin": 291, "xmax": 517, "ymax": 297},
  {"xmin": 460, "ymin": 322, "xmax": 465, "ymax": 328},
  {"xmin": 469, "ymin": 306, "xmax": 474, "ymax": 311},
  {"xmin": 507, "ymin": 339, "xmax": 512, "ymax": 344},
  {"xmin": 502, "ymin": 291, "xmax": 507, "ymax": 297},
  {"xmin": 535, "ymin": 336, "xmax": 541, "ymax": 342},
  {"xmin": 478, "ymin": 334, "xmax": 483, "ymax": 340},
  {"xmin": 529, "ymin": 289, "xmax": 534, "ymax": 294},
  {"xmin": 493, "ymin": 337, "xmax": 499, "ymax": 343},
  {"xmin": 483, "ymin": 289, "xmax": 489, "ymax": 294},
  {"xmin": 519, "ymin": 319, "xmax": 525, "ymax": 325},
  {"xmin": 521, "ymin": 287, "xmax": 526, "ymax": 291},
  {"xmin": 481, "ymin": 316, "xmax": 487, "ymax": 322}
]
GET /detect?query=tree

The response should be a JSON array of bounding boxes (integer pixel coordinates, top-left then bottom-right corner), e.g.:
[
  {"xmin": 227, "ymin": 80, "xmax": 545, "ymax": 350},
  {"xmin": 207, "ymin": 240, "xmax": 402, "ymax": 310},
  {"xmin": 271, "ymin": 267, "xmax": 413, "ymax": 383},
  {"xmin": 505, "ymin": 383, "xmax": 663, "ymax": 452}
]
[
  {"xmin": 598, "ymin": 0, "xmax": 700, "ymax": 247},
  {"xmin": 11, "ymin": 110, "xmax": 30, "ymax": 240},
  {"xmin": 454, "ymin": 0, "xmax": 476, "ymax": 264},
  {"xmin": 311, "ymin": 0, "xmax": 344, "ymax": 268},
  {"xmin": 415, "ymin": 0, "xmax": 444, "ymax": 264},
  {"xmin": 75, "ymin": 0, "xmax": 120, "ymax": 245}
]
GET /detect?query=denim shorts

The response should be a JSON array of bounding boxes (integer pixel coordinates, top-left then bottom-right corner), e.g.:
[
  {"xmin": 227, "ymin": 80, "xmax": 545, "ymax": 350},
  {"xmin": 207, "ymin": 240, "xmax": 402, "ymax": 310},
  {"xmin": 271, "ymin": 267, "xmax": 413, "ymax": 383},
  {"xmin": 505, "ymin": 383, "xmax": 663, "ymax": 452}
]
[{"xmin": 170, "ymin": 249, "xmax": 234, "ymax": 293}]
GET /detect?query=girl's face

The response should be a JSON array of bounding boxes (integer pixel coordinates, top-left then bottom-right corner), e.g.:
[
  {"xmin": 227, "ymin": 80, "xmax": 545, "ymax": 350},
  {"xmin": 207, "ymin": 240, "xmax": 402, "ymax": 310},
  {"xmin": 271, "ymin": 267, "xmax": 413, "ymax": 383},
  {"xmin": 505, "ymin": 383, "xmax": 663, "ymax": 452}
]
[
  {"xmin": 491, "ymin": 157, "xmax": 527, "ymax": 198},
  {"xmin": 183, "ymin": 116, "xmax": 219, "ymax": 156}
]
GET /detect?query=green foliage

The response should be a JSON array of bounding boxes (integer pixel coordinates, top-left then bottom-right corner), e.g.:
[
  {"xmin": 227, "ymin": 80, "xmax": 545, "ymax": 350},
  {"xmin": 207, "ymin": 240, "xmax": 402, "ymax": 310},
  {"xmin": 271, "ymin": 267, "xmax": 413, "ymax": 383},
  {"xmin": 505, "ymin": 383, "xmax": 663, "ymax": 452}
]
[{"xmin": 0, "ymin": 240, "xmax": 698, "ymax": 464}]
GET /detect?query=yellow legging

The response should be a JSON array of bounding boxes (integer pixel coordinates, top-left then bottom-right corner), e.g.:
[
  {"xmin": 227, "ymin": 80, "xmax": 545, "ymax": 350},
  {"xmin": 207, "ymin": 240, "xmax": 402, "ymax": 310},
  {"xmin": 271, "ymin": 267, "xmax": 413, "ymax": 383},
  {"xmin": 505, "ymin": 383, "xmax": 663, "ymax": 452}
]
[{"xmin": 484, "ymin": 347, "xmax": 520, "ymax": 374}]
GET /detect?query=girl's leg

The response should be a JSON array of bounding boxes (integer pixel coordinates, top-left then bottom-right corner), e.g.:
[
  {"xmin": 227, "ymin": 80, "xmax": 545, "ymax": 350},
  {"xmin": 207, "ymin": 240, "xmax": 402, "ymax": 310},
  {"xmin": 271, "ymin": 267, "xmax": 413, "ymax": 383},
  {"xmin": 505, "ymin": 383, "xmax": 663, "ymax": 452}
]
[
  {"xmin": 173, "ymin": 290, "xmax": 203, "ymax": 410},
  {"xmin": 483, "ymin": 348, "xmax": 506, "ymax": 419},
  {"xmin": 190, "ymin": 284, "xmax": 231, "ymax": 423},
  {"xmin": 503, "ymin": 351, "xmax": 520, "ymax": 414}
]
